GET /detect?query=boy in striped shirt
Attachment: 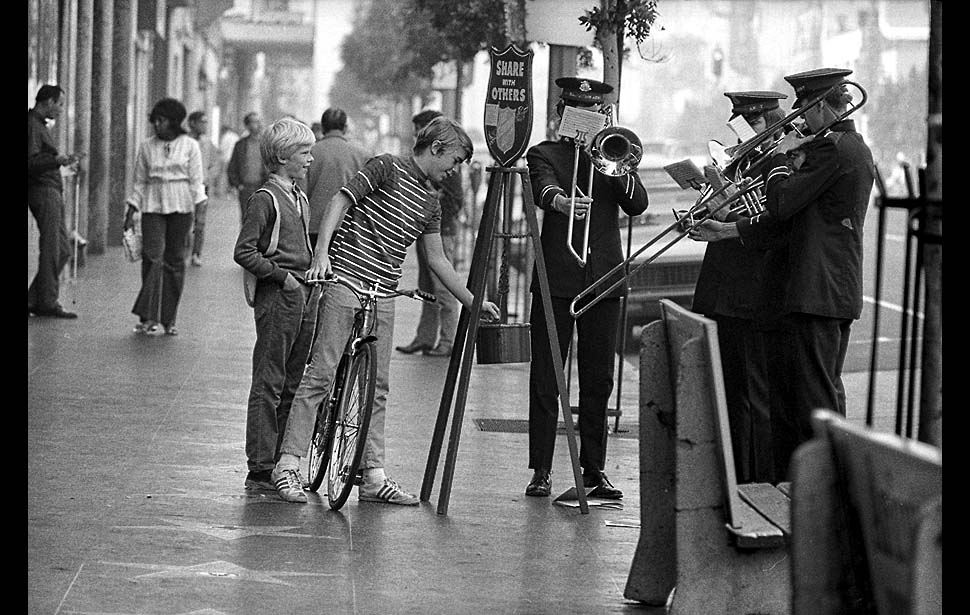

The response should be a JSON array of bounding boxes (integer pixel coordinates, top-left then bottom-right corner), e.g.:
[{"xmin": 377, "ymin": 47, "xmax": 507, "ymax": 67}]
[{"xmin": 272, "ymin": 117, "xmax": 500, "ymax": 505}]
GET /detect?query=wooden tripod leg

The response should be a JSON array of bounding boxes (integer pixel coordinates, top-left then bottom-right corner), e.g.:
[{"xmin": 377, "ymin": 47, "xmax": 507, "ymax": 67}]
[
  {"xmin": 521, "ymin": 170, "xmax": 588, "ymax": 514},
  {"xmin": 422, "ymin": 169, "xmax": 503, "ymax": 504},
  {"xmin": 435, "ymin": 170, "xmax": 506, "ymax": 515}
]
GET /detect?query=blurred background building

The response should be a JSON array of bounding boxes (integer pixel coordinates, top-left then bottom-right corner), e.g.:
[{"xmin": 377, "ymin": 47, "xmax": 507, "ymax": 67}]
[{"xmin": 27, "ymin": 0, "xmax": 931, "ymax": 256}]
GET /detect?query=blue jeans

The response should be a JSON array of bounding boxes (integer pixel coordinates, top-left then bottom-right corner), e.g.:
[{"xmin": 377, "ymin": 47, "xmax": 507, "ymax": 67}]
[
  {"xmin": 279, "ymin": 279, "xmax": 396, "ymax": 469},
  {"xmin": 246, "ymin": 281, "xmax": 318, "ymax": 473}
]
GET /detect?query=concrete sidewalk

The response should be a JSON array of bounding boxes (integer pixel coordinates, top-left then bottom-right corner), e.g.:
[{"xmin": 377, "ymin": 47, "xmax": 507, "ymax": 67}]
[
  {"xmin": 27, "ymin": 192, "xmax": 900, "ymax": 614},
  {"xmin": 28, "ymin": 194, "xmax": 654, "ymax": 615}
]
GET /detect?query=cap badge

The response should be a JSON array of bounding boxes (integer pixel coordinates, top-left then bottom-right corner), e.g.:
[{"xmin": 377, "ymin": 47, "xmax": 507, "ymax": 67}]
[{"xmin": 579, "ymin": 80, "xmax": 591, "ymax": 92}]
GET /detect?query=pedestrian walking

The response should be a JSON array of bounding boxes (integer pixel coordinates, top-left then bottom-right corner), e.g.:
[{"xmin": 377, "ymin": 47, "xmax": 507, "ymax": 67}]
[{"xmin": 124, "ymin": 97, "xmax": 206, "ymax": 336}]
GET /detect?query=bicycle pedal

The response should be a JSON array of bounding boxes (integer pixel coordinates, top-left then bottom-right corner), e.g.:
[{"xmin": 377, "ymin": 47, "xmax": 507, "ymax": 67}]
[{"xmin": 353, "ymin": 471, "xmax": 364, "ymax": 486}]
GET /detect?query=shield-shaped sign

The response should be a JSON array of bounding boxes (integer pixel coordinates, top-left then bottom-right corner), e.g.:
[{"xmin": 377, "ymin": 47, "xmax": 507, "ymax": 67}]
[{"xmin": 484, "ymin": 45, "xmax": 534, "ymax": 167}]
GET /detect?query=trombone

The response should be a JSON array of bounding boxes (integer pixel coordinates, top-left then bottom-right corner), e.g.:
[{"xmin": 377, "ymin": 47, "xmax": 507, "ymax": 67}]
[
  {"xmin": 561, "ymin": 105, "xmax": 643, "ymax": 266},
  {"xmin": 569, "ymin": 175, "xmax": 758, "ymax": 319},
  {"xmin": 568, "ymin": 79, "xmax": 869, "ymax": 320}
]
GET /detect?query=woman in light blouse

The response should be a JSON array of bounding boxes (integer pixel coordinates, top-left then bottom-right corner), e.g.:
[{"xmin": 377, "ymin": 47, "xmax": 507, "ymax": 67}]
[{"xmin": 123, "ymin": 97, "xmax": 206, "ymax": 336}]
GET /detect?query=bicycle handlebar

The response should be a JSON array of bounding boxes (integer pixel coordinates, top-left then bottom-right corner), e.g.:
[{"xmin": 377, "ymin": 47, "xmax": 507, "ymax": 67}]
[{"xmin": 306, "ymin": 272, "xmax": 436, "ymax": 304}]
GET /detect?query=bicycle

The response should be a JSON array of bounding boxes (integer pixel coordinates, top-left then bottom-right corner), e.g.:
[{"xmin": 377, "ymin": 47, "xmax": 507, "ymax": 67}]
[{"xmin": 303, "ymin": 271, "xmax": 435, "ymax": 510}]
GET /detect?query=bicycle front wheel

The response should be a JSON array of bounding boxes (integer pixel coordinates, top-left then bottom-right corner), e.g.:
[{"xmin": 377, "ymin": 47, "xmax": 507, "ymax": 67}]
[
  {"xmin": 326, "ymin": 343, "xmax": 377, "ymax": 510},
  {"xmin": 305, "ymin": 387, "xmax": 335, "ymax": 493}
]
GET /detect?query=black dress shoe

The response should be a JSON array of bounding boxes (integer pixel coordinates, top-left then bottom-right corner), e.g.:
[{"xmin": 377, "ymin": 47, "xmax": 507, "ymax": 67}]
[
  {"xmin": 525, "ymin": 469, "xmax": 551, "ymax": 497},
  {"xmin": 395, "ymin": 341, "xmax": 434, "ymax": 354},
  {"xmin": 423, "ymin": 344, "xmax": 452, "ymax": 357},
  {"xmin": 583, "ymin": 471, "xmax": 623, "ymax": 499},
  {"xmin": 29, "ymin": 305, "xmax": 78, "ymax": 319}
]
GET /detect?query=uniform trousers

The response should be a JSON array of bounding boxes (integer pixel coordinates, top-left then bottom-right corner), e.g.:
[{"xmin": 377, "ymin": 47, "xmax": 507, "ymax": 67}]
[
  {"xmin": 766, "ymin": 312, "xmax": 852, "ymax": 482},
  {"xmin": 27, "ymin": 184, "xmax": 71, "ymax": 310},
  {"xmin": 279, "ymin": 280, "xmax": 396, "ymax": 470},
  {"xmin": 246, "ymin": 281, "xmax": 317, "ymax": 473},
  {"xmin": 528, "ymin": 294, "xmax": 619, "ymax": 473},
  {"xmin": 715, "ymin": 315, "xmax": 772, "ymax": 483}
]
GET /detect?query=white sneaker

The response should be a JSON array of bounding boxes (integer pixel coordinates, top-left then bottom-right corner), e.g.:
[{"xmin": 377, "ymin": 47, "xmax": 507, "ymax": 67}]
[
  {"xmin": 358, "ymin": 477, "xmax": 419, "ymax": 506},
  {"xmin": 271, "ymin": 467, "xmax": 307, "ymax": 503}
]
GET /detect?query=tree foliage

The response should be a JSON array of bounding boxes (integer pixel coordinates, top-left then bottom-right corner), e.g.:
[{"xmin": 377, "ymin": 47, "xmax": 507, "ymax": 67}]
[
  {"xmin": 337, "ymin": 0, "xmax": 446, "ymax": 101},
  {"xmin": 415, "ymin": 0, "xmax": 508, "ymax": 61},
  {"xmin": 578, "ymin": 0, "xmax": 661, "ymax": 62}
]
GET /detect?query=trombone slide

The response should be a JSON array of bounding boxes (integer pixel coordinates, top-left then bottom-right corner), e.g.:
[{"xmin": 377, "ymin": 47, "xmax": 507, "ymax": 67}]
[{"xmin": 569, "ymin": 177, "xmax": 757, "ymax": 319}]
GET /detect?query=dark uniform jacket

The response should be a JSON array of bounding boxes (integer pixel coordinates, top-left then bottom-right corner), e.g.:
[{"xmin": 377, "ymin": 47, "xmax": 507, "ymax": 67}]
[
  {"xmin": 526, "ymin": 139, "xmax": 649, "ymax": 299},
  {"xmin": 738, "ymin": 120, "xmax": 873, "ymax": 321},
  {"xmin": 693, "ymin": 149, "xmax": 773, "ymax": 320}
]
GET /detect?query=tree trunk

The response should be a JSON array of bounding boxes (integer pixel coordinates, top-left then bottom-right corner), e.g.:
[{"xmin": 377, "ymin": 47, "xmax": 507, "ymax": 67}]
[
  {"xmin": 597, "ymin": 0, "xmax": 621, "ymax": 111},
  {"xmin": 918, "ymin": 0, "xmax": 942, "ymax": 449},
  {"xmin": 504, "ymin": 0, "xmax": 527, "ymax": 49}
]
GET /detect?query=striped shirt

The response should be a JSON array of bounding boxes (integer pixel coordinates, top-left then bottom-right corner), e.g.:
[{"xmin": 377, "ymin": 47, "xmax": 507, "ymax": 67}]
[
  {"xmin": 331, "ymin": 153, "xmax": 441, "ymax": 289},
  {"xmin": 127, "ymin": 133, "xmax": 206, "ymax": 214}
]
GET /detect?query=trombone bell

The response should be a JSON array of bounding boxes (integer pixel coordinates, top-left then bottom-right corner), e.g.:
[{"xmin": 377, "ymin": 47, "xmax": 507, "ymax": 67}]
[{"xmin": 589, "ymin": 126, "xmax": 643, "ymax": 176}]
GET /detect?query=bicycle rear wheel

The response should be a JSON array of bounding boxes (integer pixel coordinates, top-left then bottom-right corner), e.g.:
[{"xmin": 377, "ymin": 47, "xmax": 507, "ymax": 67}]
[
  {"xmin": 305, "ymin": 386, "xmax": 336, "ymax": 492},
  {"xmin": 326, "ymin": 343, "xmax": 377, "ymax": 510}
]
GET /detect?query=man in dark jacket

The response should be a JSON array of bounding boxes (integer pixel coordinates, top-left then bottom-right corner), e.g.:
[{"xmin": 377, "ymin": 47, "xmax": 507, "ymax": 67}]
[
  {"xmin": 28, "ymin": 84, "xmax": 83, "ymax": 319},
  {"xmin": 691, "ymin": 68, "xmax": 874, "ymax": 481},
  {"xmin": 690, "ymin": 90, "xmax": 788, "ymax": 483},
  {"xmin": 524, "ymin": 77, "xmax": 649, "ymax": 499}
]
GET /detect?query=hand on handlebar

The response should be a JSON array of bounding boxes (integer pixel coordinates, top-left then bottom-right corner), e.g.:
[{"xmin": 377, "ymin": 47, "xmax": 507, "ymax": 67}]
[{"xmin": 305, "ymin": 254, "xmax": 332, "ymax": 285}]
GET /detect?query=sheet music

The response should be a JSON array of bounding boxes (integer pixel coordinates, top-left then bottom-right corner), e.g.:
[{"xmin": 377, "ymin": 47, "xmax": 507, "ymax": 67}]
[
  {"xmin": 663, "ymin": 159, "xmax": 707, "ymax": 190},
  {"xmin": 557, "ymin": 106, "xmax": 607, "ymax": 144},
  {"xmin": 727, "ymin": 115, "xmax": 758, "ymax": 143}
]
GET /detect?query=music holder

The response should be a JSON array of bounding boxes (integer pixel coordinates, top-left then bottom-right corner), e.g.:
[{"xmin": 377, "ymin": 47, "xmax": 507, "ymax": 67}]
[{"xmin": 420, "ymin": 164, "xmax": 589, "ymax": 515}]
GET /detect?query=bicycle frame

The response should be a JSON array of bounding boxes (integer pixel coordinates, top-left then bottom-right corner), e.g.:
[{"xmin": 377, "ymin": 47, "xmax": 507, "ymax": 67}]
[{"xmin": 305, "ymin": 272, "xmax": 435, "ymax": 509}]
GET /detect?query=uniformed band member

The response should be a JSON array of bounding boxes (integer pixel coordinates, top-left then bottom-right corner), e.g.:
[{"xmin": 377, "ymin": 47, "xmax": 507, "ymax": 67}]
[
  {"xmin": 690, "ymin": 90, "xmax": 788, "ymax": 483},
  {"xmin": 524, "ymin": 77, "xmax": 649, "ymax": 499},
  {"xmin": 691, "ymin": 68, "xmax": 874, "ymax": 482}
]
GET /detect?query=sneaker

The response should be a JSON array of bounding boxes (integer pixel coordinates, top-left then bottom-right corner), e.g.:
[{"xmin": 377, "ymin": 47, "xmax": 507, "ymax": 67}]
[
  {"xmin": 190, "ymin": 254, "xmax": 203, "ymax": 267},
  {"xmin": 272, "ymin": 467, "xmax": 308, "ymax": 503},
  {"xmin": 244, "ymin": 470, "xmax": 275, "ymax": 491},
  {"xmin": 134, "ymin": 320, "xmax": 161, "ymax": 335},
  {"xmin": 358, "ymin": 477, "xmax": 419, "ymax": 506}
]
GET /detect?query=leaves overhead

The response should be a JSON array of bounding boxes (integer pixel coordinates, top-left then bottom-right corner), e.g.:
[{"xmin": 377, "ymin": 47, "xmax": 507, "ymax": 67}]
[
  {"xmin": 415, "ymin": 0, "xmax": 508, "ymax": 61},
  {"xmin": 578, "ymin": 0, "xmax": 661, "ymax": 61}
]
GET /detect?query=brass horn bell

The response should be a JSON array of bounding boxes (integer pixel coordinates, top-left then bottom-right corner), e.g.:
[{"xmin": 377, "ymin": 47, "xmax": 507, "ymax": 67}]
[{"xmin": 589, "ymin": 126, "xmax": 643, "ymax": 177}]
